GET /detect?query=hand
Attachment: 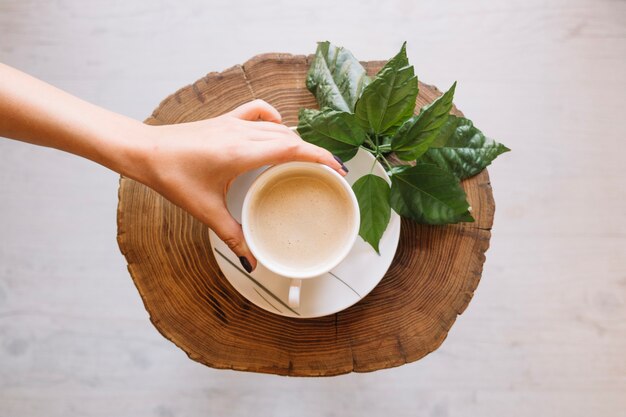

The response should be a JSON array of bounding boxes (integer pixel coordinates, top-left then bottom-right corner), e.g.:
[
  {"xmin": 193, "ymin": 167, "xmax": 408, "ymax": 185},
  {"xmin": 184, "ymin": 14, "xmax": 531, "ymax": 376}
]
[
  {"xmin": 131, "ymin": 99, "xmax": 347, "ymax": 272},
  {"xmin": 0, "ymin": 64, "xmax": 346, "ymax": 273}
]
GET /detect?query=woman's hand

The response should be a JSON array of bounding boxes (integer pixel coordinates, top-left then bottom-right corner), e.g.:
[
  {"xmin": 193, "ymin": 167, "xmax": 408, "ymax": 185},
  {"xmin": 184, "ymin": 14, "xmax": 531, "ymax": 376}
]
[
  {"xmin": 130, "ymin": 100, "xmax": 347, "ymax": 272},
  {"xmin": 0, "ymin": 64, "xmax": 345, "ymax": 272}
]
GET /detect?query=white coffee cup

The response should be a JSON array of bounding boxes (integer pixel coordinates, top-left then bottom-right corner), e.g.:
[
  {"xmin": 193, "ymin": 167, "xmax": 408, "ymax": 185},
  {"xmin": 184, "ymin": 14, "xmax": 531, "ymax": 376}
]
[{"xmin": 241, "ymin": 162, "xmax": 360, "ymax": 308}]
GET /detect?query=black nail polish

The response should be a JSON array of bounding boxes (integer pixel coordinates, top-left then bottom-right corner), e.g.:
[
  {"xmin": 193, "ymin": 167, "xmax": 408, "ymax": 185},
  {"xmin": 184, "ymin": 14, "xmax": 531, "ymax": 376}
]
[
  {"xmin": 239, "ymin": 256, "xmax": 253, "ymax": 273},
  {"xmin": 333, "ymin": 155, "xmax": 349, "ymax": 173}
]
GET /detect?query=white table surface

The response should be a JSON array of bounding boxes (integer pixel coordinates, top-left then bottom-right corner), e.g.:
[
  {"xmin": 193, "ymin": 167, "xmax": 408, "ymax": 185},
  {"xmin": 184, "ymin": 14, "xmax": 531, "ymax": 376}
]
[{"xmin": 1, "ymin": 0, "xmax": 624, "ymax": 416}]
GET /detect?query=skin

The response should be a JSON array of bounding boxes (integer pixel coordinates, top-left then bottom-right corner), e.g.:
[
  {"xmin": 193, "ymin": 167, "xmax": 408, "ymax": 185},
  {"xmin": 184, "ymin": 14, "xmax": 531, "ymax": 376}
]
[{"xmin": 0, "ymin": 63, "xmax": 346, "ymax": 271}]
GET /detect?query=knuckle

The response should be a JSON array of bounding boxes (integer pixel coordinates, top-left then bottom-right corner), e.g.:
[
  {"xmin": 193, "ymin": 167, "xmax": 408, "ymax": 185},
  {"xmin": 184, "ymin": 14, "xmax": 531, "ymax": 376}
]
[
  {"xmin": 310, "ymin": 146, "xmax": 328, "ymax": 161},
  {"xmin": 283, "ymin": 140, "xmax": 300, "ymax": 156},
  {"xmin": 223, "ymin": 145, "xmax": 239, "ymax": 160},
  {"xmin": 223, "ymin": 236, "xmax": 240, "ymax": 250},
  {"xmin": 279, "ymin": 124, "xmax": 294, "ymax": 135}
]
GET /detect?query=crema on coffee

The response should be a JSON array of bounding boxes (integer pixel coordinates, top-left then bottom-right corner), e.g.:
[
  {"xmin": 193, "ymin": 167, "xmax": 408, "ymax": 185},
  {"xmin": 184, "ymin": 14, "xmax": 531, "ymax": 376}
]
[{"xmin": 248, "ymin": 168, "xmax": 355, "ymax": 273}]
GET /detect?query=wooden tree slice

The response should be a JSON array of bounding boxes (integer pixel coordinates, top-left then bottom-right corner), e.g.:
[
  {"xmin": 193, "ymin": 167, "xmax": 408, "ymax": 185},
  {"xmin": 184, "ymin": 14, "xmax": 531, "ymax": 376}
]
[{"xmin": 117, "ymin": 53, "xmax": 495, "ymax": 376}]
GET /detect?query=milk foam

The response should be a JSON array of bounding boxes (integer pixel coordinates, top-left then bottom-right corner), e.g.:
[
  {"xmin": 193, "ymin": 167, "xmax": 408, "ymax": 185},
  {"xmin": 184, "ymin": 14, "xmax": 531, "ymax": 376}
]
[{"xmin": 249, "ymin": 170, "xmax": 354, "ymax": 272}]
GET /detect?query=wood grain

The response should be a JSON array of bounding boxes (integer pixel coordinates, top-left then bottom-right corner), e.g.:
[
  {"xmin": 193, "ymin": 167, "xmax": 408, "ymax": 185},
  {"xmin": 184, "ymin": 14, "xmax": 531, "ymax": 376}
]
[
  {"xmin": 1, "ymin": 0, "xmax": 625, "ymax": 414},
  {"xmin": 117, "ymin": 54, "xmax": 495, "ymax": 376}
]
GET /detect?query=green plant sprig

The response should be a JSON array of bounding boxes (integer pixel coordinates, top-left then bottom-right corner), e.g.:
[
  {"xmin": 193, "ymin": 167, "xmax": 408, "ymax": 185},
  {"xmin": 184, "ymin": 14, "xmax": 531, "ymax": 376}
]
[{"xmin": 297, "ymin": 41, "xmax": 510, "ymax": 253}]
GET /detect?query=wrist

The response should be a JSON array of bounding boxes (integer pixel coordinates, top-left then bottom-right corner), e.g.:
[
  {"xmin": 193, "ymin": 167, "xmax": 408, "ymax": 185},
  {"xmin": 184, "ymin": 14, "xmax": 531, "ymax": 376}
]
[{"xmin": 98, "ymin": 118, "xmax": 157, "ymax": 184}]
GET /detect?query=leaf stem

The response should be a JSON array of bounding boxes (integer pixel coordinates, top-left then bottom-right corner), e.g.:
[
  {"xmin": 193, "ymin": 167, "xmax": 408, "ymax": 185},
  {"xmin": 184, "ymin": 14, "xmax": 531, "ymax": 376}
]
[
  {"xmin": 369, "ymin": 157, "xmax": 377, "ymax": 174},
  {"xmin": 360, "ymin": 145, "xmax": 377, "ymax": 155},
  {"xmin": 379, "ymin": 155, "xmax": 394, "ymax": 173}
]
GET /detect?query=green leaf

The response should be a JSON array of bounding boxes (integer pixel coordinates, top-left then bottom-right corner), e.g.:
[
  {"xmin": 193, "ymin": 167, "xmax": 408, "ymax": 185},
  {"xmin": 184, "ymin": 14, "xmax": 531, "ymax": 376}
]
[
  {"xmin": 297, "ymin": 108, "xmax": 367, "ymax": 161},
  {"xmin": 420, "ymin": 115, "xmax": 510, "ymax": 179},
  {"xmin": 306, "ymin": 41, "xmax": 371, "ymax": 113},
  {"xmin": 390, "ymin": 164, "xmax": 473, "ymax": 224},
  {"xmin": 352, "ymin": 174, "xmax": 391, "ymax": 253},
  {"xmin": 391, "ymin": 82, "xmax": 457, "ymax": 160},
  {"xmin": 354, "ymin": 42, "xmax": 418, "ymax": 135}
]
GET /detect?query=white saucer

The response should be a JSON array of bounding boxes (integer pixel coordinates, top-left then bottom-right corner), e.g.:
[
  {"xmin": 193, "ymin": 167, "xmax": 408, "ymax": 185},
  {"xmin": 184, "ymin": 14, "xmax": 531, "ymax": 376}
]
[{"xmin": 209, "ymin": 148, "xmax": 401, "ymax": 318}]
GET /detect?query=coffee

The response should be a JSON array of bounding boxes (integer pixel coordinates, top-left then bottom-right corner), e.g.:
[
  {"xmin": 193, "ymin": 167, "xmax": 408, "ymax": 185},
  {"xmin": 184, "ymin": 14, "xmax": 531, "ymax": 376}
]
[{"xmin": 248, "ymin": 168, "xmax": 355, "ymax": 274}]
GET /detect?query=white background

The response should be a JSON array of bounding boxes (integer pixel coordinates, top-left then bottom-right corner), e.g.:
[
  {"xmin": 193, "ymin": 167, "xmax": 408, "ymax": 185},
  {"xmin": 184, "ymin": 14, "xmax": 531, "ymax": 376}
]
[{"xmin": 1, "ymin": 0, "xmax": 625, "ymax": 416}]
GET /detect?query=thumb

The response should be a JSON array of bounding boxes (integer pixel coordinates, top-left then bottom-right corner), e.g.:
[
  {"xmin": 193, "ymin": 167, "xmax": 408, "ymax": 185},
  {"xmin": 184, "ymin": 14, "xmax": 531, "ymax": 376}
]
[
  {"xmin": 227, "ymin": 99, "xmax": 282, "ymax": 123},
  {"xmin": 210, "ymin": 206, "xmax": 257, "ymax": 273}
]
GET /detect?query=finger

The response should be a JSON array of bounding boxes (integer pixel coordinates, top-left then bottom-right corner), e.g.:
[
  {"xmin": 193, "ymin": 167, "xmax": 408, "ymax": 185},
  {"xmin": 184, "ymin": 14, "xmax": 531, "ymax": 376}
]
[
  {"xmin": 237, "ymin": 121, "xmax": 305, "ymax": 144},
  {"xmin": 210, "ymin": 205, "xmax": 257, "ymax": 272},
  {"xmin": 294, "ymin": 141, "xmax": 348, "ymax": 176},
  {"xmin": 235, "ymin": 126, "xmax": 349, "ymax": 175},
  {"xmin": 227, "ymin": 99, "xmax": 282, "ymax": 123},
  {"xmin": 286, "ymin": 130, "xmax": 349, "ymax": 175},
  {"xmin": 272, "ymin": 125, "xmax": 348, "ymax": 176},
  {"xmin": 252, "ymin": 139, "xmax": 347, "ymax": 176},
  {"xmin": 240, "ymin": 120, "xmax": 294, "ymax": 135}
]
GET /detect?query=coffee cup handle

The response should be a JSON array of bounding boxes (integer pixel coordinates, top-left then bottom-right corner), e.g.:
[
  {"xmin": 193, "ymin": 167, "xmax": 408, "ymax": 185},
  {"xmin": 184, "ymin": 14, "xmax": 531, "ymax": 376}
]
[{"xmin": 288, "ymin": 279, "xmax": 302, "ymax": 308}]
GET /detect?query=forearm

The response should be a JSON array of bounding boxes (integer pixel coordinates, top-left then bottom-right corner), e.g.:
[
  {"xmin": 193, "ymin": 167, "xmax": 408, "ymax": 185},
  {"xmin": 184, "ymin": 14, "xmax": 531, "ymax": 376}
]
[
  {"xmin": 0, "ymin": 70, "xmax": 343, "ymax": 266},
  {"xmin": 0, "ymin": 62, "xmax": 147, "ymax": 178}
]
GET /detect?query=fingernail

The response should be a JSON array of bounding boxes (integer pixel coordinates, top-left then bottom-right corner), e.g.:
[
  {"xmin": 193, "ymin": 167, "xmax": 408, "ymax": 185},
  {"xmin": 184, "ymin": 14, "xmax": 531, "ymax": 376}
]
[
  {"xmin": 239, "ymin": 256, "xmax": 253, "ymax": 273},
  {"xmin": 333, "ymin": 155, "xmax": 349, "ymax": 173}
]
